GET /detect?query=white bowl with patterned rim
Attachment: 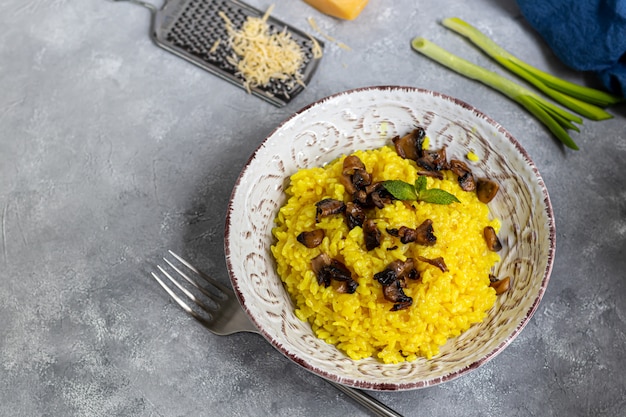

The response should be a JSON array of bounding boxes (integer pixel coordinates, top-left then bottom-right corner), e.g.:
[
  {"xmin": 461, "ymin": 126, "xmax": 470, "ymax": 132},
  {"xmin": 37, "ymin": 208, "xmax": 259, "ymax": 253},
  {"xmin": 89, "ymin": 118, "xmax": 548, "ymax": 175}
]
[{"xmin": 224, "ymin": 86, "xmax": 555, "ymax": 391}]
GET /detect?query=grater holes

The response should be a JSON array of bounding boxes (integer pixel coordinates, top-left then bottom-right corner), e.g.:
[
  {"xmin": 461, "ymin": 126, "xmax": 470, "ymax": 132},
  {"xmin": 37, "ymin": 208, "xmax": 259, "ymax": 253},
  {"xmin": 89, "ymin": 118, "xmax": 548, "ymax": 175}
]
[{"xmin": 157, "ymin": 0, "xmax": 321, "ymax": 104}]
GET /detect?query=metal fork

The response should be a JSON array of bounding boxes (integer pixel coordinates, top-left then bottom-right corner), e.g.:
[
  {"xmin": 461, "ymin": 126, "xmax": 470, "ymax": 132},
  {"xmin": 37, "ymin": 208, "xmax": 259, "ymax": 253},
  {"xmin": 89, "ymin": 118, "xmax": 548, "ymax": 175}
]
[{"xmin": 151, "ymin": 250, "xmax": 404, "ymax": 417}]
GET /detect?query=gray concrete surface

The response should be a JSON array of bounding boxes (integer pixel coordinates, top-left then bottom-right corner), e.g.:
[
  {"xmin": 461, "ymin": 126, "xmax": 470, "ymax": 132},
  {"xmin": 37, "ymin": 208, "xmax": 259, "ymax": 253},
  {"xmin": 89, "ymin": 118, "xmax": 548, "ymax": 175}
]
[{"xmin": 1, "ymin": 0, "xmax": 625, "ymax": 416}]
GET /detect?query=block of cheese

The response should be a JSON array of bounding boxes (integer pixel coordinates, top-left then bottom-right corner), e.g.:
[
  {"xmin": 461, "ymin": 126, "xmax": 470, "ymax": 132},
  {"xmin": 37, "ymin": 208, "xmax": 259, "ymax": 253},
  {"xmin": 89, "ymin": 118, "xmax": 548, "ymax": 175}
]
[{"xmin": 303, "ymin": 0, "xmax": 369, "ymax": 20}]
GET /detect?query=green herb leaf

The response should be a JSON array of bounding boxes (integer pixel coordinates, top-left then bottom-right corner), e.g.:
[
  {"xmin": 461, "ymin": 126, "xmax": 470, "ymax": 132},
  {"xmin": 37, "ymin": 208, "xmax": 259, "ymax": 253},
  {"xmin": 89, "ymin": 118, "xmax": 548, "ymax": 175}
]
[
  {"xmin": 383, "ymin": 177, "xmax": 460, "ymax": 205},
  {"xmin": 418, "ymin": 189, "xmax": 461, "ymax": 205},
  {"xmin": 382, "ymin": 180, "xmax": 418, "ymax": 200},
  {"xmin": 415, "ymin": 176, "xmax": 427, "ymax": 193}
]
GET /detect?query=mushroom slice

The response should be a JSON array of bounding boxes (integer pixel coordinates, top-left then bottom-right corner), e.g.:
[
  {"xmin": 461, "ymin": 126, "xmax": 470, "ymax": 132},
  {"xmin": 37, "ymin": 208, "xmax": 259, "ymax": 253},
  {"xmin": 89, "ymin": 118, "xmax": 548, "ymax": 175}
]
[
  {"xmin": 449, "ymin": 159, "xmax": 476, "ymax": 192},
  {"xmin": 489, "ymin": 276, "xmax": 510, "ymax": 295},
  {"xmin": 392, "ymin": 127, "xmax": 426, "ymax": 161},
  {"xmin": 414, "ymin": 219, "xmax": 437, "ymax": 246},
  {"xmin": 315, "ymin": 198, "xmax": 345, "ymax": 223},
  {"xmin": 375, "ymin": 261, "xmax": 417, "ymax": 311},
  {"xmin": 352, "ymin": 189, "xmax": 368, "ymax": 206},
  {"xmin": 374, "ymin": 268, "xmax": 397, "ymax": 286},
  {"xmin": 388, "ymin": 258, "xmax": 419, "ymax": 281},
  {"xmin": 389, "ymin": 221, "xmax": 436, "ymax": 246},
  {"xmin": 397, "ymin": 226, "xmax": 418, "ymax": 244},
  {"xmin": 311, "ymin": 253, "xmax": 333, "ymax": 286},
  {"xmin": 363, "ymin": 219, "xmax": 382, "ymax": 251},
  {"xmin": 342, "ymin": 155, "xmax": 368, "ymax": 175},
  {"xmin": 336, "ymin": 280, "xmax": 359, "ymax": 294},
  {"xmin": 383, "ymin": 280, "xmax": 413, "ymax": 311},
  {"xmin": 345, "ymin": 202, "xmax": 366, "ymax": 230},
  {"xmin": 364, "ymin": 182, "xmax": 394, "ymax": 209},
  {"xmin": 483, "ymin": 226, "xmax": 503, "ymax": 252},
  {"xmin": 341, "ymin": 155, "xmax": 372, "ymax": 197},
  {"xmin": 325, "ymin": 259, "xmax": 358, "ymax": 294},
  {"xmin": 416, "ymin": 170, "xmax": 444, "ymax": 180},
  {"xmin": 374, "ymin": 269, "xmax": 413, "ymax": 311},
  {"xmin": 476, "ymin": 178, "xmax": 499, "ymax": 203},
  {"xmin": 339, "ymin": 173, "xmax": 357, "ymax": 195},
  {"xmin": 352, "ymin": 169, "xmax": 372, "ymax": 190},
  {"xmin": 311, "ymin": 254, "xmax": 358, "ymax": 293},
  {"xmin": 343, "ymin": 155, "xmax": 371, "ymax": 185},
  {"xmin": 296, "ymin": 229, "xmax": 325, "ymax": 248},
  {"xmin": 416, "ymin": 147, "xmax": 448, "ymax": 171},
  {"xmin": 418, "ymin": 255, "xmax": 448, "ymax": 272}
]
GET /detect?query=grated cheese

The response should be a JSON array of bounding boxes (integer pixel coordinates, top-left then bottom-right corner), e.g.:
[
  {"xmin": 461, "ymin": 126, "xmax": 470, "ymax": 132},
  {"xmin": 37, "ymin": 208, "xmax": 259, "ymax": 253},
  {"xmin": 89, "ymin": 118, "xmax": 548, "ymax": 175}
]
[
  {"xmin": 219, "ymin": 6, "xmax": 306, "ymax": 93},
  {"xmin": 209, "ymin": 39, "xmax": 220, "ymax": 54}
]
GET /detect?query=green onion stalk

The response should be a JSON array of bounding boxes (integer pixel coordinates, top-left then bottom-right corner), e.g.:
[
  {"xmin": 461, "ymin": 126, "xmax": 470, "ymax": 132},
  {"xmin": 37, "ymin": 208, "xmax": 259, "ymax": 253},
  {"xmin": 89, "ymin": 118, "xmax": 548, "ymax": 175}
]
[
  {"xmin": 411, "ymin": 37, "xmax": 581, "ymax": 150},
  {"xmin": 441, "ymin": 17, "xmax": 623, "ymax": 118}
]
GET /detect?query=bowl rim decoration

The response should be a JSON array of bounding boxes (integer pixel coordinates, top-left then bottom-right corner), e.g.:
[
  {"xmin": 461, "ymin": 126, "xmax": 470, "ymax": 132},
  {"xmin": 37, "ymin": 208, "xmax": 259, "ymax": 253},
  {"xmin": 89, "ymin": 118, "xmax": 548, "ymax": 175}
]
[{"xmin": 224, "ymin": 86, "xmax": 556, "ymax": 391}]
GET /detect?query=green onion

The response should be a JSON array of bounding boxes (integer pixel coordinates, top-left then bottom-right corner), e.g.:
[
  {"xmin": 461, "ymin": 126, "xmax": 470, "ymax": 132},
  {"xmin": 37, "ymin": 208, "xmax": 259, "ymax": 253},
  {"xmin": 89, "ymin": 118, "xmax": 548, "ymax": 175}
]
[
  {"xmin": 411, "ymin": 37, "xmax": 580, "ymax": 150},
  {"xmin": 441, "ymin": 17, "xmax": 622, "ymax": 117}
]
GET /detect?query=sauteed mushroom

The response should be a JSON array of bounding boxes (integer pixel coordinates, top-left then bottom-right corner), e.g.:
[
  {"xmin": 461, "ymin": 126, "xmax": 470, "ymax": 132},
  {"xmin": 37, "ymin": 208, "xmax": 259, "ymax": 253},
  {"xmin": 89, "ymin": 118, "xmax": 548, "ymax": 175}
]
[
  {"xmin": 489, "ymin": 275, "xmax": 510, "ymax": 295},
  {"xmin": 483, "ymin": 226, "xmax": 502, "ymax": 251},
  {"xmin": 336, "ymin": 279, "xmax": 359, "ymax": 294},
  {"xmin": 476, "ymin": 178, "xmax": 499, "ymax": 203},
  {"xmin": 449, "ymin": 159, "xmax": 476, "ymax": 192},
  {"xmin": 392, "ymin": 127, "xmax": 426, "ymax": 160},
  {"xmin": 311, "ymin": 253, "xmax": 332, "ymax": 286},
  {"xmin": 297, "ymin": 229, "xmax": 325, "ymax": 248},
  {"xmin": 315, "ymin": 198, "xmax": 345, "ymax": 222},
  {"xmin": 418, "ymin": 255, "xmax": 448, "ymax": 272},
  {"xmin": 416, "ymin": 170, "xmax": 444, "ymax": 180},
  {"xmin": 311, "ymin": 253, "xmax": 358, "ymax": 293},
  {"xmin": 416, "ymin": 147, "xmax": 448, "ymax": 171},
  {"xmin": 363, "ymin": 219, "xmax": 381, "ymax": 251},
  {"xmin": 396, "ymin": 226, "xmax": 417, "ymax": 244},
  {"xmin": 388, "ymin": 258, "xmax": 419, "ymax": 281},
  {"xmin": 383, "ymin": 280, "xmax": 413, "ymax": 311},
  {"xmin": 388, "ymin": 220, "xmax": 437, "ymax": 246},
  {"xmin": 341, "ymin": 155, "xmax": 372, "ymax": 195},
  {"xmin": 374, "ymin": 259, "xmax": 418, "ymax": 311},
  {"xmin": 363, "ymin": 182, "xmax": 394, "ymax": 209},
  {"xmin": 345, "ymin": 201, "xmax": 366, "ymax": 229},
  {"xmin": 414, "ymin": 219, "xmax": 437, "ymax": 246}
]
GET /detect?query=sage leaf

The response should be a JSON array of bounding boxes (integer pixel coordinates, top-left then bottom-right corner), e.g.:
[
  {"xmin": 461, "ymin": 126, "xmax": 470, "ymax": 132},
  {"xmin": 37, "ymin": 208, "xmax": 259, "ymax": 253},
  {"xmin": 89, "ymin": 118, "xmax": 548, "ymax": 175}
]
[
  {"xmin": 415, "ymin": 176, "xmax": 427, "ymax": 193},
  {"xmin": 383, "ymin": 177, "xmax": 460, "ymax": 205},
  {"xmin": 418, "ymin": 189, "xmax": 461, "ymax": 205},
  {"xmin": 382, "ymin": 180, "xmax": 418, "ymax": 201}
]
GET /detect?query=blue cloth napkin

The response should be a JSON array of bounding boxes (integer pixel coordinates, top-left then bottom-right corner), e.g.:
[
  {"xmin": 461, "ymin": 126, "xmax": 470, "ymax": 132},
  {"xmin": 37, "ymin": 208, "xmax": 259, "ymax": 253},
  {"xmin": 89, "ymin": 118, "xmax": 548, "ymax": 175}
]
[{"xmin": 517, "ymin": 0, "xmax": 626, "ymax": 98}]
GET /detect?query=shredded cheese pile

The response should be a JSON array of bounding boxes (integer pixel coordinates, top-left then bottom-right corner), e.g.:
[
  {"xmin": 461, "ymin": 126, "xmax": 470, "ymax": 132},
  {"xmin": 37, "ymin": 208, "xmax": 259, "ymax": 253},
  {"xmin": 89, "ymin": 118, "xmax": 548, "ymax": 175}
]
[{"xmin": 219, "ymin": 6, "xmax": 306, "ymax": 93}]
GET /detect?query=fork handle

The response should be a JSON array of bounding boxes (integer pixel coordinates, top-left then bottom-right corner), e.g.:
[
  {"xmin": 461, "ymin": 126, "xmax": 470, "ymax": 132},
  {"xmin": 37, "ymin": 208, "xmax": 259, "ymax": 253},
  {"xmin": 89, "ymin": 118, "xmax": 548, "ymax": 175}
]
[{"xmin": 326, "ymin": 381, "xmax": 404, "ymax": 417}]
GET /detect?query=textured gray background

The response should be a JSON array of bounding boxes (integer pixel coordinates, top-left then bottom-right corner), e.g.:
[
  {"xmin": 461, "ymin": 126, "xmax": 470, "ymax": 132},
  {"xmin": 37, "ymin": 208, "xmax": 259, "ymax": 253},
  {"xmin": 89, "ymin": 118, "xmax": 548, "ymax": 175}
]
[{"xmin": 1, "ymin": 0, "xmax": 625, "ymax": 416}]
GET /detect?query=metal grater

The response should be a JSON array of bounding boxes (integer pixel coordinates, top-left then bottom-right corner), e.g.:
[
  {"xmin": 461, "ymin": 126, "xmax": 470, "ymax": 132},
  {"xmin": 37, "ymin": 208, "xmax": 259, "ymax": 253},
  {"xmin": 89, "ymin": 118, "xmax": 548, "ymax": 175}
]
[{"xmin": 116, "ymin": 0, "xmax": 324, "ymax": 107}]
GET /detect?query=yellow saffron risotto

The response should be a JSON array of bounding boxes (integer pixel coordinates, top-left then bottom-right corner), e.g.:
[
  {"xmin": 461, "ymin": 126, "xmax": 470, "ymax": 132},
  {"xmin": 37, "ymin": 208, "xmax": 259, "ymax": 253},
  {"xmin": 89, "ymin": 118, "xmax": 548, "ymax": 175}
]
[{"xmin": 271, "ymin": 145, "xmax": 500, "ymax": 363}]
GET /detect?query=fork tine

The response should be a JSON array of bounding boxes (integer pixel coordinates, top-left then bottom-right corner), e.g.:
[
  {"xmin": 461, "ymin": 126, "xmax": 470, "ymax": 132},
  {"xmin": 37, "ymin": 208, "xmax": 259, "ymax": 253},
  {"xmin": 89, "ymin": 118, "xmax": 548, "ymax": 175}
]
[
  {"xmin": 152, "ymin": 251, "xmax": 258, "ymax": 335},
  {"xmin": 167, "ymin": 250, "xmax": 233, "ymax": 296},
  {"xmin": 156, "ymin": 265, "xmax": 218, "ymax": 313},
  {"xmin": 162, "ymin": 258, "xmax": 225, "ymax": 305},
  {"xmin": 151, "ymin": 251, "xmax": 402, "ymax": 416},
  {"xmin": 150, "ymin": 270, "xmax": 214, "ymax": 326}
]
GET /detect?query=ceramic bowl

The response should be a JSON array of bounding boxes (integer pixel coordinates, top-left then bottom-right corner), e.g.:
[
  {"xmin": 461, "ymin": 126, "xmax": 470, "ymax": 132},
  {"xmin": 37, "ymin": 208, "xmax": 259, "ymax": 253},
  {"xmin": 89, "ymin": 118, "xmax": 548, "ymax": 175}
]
[{"xmin": 224, "ymin": 86, "xmax": 555, "ymax": 391}]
